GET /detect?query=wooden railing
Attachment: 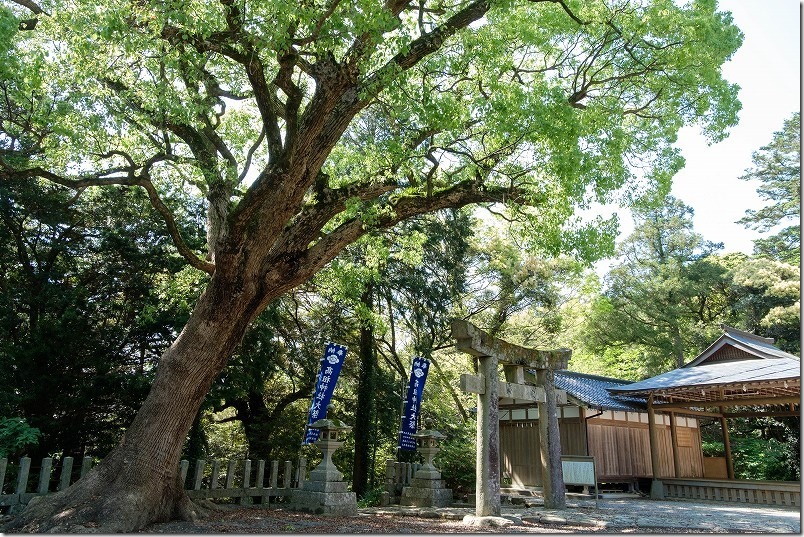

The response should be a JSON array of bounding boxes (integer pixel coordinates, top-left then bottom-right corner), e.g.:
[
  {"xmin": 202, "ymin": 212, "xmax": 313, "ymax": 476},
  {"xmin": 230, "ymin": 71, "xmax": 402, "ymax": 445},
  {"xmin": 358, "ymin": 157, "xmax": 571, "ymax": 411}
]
[
  {"xmin": 0, "ymin": 455, "xmax": 308, "ymax": 513},
  {"xmin": 662, "ymin": 478, "xmax": 801, "ymax": 507}
]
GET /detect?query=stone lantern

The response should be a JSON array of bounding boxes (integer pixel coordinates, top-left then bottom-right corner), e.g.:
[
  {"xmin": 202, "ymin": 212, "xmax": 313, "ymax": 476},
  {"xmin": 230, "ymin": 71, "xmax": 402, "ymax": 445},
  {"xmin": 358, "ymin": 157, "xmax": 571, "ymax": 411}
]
[
  {"xmin": 290, "ymin": 417, "xmax": 357, "ymax": 516},
  {"xmin": 411, "ymin": 427, "xmax": 446, "ymax": 480},
  {"xmin": 400, "ymin": 422, "xmax": 453, "ymax": 507},
  {"xmin": 308, "ymin": 418, "xmax": 352, "ymax": 483}
]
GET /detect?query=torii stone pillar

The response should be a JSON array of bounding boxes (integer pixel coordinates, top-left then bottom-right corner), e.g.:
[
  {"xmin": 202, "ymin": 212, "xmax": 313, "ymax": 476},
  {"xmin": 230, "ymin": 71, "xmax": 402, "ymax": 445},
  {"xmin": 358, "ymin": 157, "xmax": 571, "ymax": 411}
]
[{"xmin": 451, "ymin": 320, "xmax": 570, "ymax": 515}]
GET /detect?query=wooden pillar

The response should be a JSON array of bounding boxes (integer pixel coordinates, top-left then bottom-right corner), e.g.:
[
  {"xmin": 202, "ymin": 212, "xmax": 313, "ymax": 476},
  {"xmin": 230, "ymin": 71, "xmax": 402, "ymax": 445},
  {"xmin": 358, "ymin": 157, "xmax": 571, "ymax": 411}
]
[
  {"xmin": 536, "ymin": 367, "xmax": 565, "ymax": 509},
  {"xmin": 647, "ymin": 396, "xmax": 664, "ymax": 499},
  {"xmin": 579, "ymin": 407, "xmax": 589, "ymax": 456},
  {"xmin": 719, "ymin": 408, "xmax": 735, "ymax": 480},
  {"xmin": 476, "ymin": 355, "xmax": 501, "ymax": 517},
  {"xmin": 668, "ymin": 412, "xmax": 681, "ymax": 478}
]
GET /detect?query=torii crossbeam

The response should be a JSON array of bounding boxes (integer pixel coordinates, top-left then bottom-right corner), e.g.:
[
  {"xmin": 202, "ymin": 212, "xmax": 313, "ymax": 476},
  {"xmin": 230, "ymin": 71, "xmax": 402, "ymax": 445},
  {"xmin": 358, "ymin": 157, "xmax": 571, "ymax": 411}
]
[{"xmin": 451, "ymin": 320, "xmax": 570, "ymax": 516}]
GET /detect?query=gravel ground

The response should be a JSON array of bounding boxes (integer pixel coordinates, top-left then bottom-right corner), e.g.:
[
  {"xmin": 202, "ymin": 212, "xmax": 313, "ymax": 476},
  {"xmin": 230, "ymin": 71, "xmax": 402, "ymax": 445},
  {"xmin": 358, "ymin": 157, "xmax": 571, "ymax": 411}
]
[{"xmin": 141, "ymin": 506, "xmax": 731, "ymax": 534}]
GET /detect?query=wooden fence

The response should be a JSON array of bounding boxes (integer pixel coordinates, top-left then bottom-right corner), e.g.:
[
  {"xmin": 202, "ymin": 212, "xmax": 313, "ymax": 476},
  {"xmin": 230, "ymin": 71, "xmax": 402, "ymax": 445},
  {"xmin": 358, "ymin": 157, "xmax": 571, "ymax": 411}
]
[
  {"xmin": 1, "ymin": 456, "xmax": 422, "ymax": 512},
  {"xmin": 0, "ymin": 455, "xmax": 309, "ymax": 512}
]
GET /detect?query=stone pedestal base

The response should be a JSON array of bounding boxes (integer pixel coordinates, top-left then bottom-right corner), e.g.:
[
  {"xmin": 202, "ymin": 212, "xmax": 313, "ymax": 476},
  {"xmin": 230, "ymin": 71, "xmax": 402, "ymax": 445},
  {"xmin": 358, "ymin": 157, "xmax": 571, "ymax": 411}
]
[
  {"xmin": 290, "ymin": 480, "xmax": 357, "ymax": 516},
  {"xmin": 400, "ymin": 478, "xmax": 453, "ymax": 507},
  {"xmin": 650, "ymin": 479, "xmax": 664, "ymax": 500}
]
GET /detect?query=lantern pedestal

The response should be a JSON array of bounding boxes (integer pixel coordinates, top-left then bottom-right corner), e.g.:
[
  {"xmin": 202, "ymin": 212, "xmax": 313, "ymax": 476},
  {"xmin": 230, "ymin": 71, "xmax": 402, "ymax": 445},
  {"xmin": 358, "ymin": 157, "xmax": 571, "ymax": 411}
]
[
  {"xmin": 291, "ymin": 419, "xmax": 357, "ymax": 516},
  {"xmin": 401, "ymin": 428, "xmax": 453, "ymax": 507}
]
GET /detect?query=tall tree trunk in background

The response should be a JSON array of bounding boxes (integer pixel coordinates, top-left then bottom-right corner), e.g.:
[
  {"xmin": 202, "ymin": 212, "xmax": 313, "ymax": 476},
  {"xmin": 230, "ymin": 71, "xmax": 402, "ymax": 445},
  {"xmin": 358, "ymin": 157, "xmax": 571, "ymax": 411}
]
[
  {"xmin": 352, "ymin": 286, "xmax": 376, "ymax": 499},
  {"xmin": 235, "ymin": 385, "xmax": 314, "ymax": 462}
]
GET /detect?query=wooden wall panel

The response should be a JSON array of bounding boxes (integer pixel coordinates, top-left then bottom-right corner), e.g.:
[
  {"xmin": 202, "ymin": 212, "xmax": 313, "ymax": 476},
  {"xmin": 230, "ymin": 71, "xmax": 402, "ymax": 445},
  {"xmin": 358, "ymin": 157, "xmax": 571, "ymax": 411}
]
[
  {"xmin": 559, "ymin": 419, "xmax": 586, "ymax": 456},
  {"xmin": 677, "ymin": 426, "xmax": 704, "ymax": 477},
  {"xmin": 586, "ymin": 419, "xmax": 702, "ymax": 480},
  {"xmin": 500, "ymin": 414, "xmax": 705, "ymax": 486},
  {"xmin": 500, "ymin": 422, "xmax": 541, "ymax": 487}
]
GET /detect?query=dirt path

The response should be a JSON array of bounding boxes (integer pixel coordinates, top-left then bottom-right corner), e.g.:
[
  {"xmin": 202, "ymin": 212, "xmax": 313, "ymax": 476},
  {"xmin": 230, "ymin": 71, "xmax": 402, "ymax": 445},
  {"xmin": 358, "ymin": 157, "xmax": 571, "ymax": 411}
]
[{"xmin": 141, "ymin": 506, "xmax": 725, "ymax": 534}]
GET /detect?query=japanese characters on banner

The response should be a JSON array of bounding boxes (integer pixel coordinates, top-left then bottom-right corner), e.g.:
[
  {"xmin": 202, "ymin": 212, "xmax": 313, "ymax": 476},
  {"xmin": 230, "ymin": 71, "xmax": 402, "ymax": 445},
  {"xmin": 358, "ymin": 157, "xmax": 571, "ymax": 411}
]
[
  {"xmin": 302, "ymin": 342, "xmax": 348, "ymax": 445},
  {"xmin": 398, "ymin": 357, "xmax": 430, "ymax": 451}
]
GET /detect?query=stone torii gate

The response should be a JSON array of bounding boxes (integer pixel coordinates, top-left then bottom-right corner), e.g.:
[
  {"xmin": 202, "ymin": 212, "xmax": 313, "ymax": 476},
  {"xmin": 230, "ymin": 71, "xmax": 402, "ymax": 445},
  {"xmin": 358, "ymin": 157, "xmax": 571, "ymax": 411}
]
[{"xmin": 451, "ymin": 320, "xmax": 571, "ymax": 517}]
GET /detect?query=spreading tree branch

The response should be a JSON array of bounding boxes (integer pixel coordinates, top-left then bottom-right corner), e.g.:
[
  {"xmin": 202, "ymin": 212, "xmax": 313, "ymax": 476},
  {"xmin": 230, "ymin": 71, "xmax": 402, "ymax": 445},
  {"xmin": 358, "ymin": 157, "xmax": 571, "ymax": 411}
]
[
  {"xmin": 289, "ymin": 179, "xmax": 543, "ymax": 288},
  {"xmin": 7, "ymin": 165, "xmax": 216, "ymax": 274},
  {"xmin": 10, "ymin": 0, "xmax": 47, "ymax": 30}
]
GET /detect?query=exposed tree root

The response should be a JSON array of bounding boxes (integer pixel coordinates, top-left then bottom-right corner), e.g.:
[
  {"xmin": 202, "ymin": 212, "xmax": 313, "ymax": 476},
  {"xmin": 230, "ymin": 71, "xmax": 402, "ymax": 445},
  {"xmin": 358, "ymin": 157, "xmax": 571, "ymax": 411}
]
[{"xmin": 2, "ymin": 459, "xmax": 204, "ymax": 533}]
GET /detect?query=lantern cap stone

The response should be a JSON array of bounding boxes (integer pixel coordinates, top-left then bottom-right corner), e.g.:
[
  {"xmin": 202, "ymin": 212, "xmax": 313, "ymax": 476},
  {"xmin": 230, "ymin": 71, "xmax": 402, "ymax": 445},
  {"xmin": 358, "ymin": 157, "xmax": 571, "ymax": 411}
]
[
  {"xmin": 413, "ymin": 429, "xmax": 445, "ymax": 439},
  {"xmin": 309, "ymin": 418, "xmax": 352, "ymax": 432}
]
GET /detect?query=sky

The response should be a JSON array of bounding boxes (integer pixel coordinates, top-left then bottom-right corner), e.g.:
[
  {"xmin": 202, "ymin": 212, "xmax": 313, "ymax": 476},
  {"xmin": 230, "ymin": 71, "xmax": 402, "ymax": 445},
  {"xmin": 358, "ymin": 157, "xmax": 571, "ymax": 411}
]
[{"xmin": 599, "ymin": 1, "xmax": 800, "ymax": 265}]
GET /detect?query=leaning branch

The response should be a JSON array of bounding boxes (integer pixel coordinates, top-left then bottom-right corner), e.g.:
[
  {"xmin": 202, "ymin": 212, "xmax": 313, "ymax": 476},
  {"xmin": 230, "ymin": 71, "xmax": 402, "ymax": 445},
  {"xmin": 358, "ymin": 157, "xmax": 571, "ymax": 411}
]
[
  {"xmin": 10, "ymin": 166, "xmax": 216, "ymax": 274},
  {"xmin": 293, "ymin": 180, "xmax": 542, "ymax": 286},
  {"xmin": 138, "ymin": 174, "xmax": 216, "ymax": 274},
  {"xmin": 361, "ymin": 0, "xmax": 491, "ymax": 102},
  {"xmin": 528, "ymin": 0, "xmax": 589, "ymax": 26},
  {"xmin": 10, "ymin": 0, "xmax": 47, "ymax": 30},
  {"xmin": 10, "ymin": 0, "xmax": 44, "ymax": 14},
  {"xmin": 273, "ymin": 178, "xmax": 399, "ymax": 254}
]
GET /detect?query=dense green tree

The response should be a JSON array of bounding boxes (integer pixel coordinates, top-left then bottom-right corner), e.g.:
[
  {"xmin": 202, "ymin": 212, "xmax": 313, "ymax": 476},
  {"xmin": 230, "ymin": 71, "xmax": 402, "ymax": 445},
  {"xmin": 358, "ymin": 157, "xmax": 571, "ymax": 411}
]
[
  {"xmin": 584, "ymin": 197, "xmax": 729, "ymax": 376},
  {"xmin": 204, "ymin": 301, "xmax": 319, "ymax": 463},
  {"xmin": 738, "ymin": 112, "xmax": 800, "ymax": 264},
  {"xmin": 716, "ymin": 253, "xmax": 800, "ymax": 354},
  {"xmin": 0, "ymin": 177, "xmax": 200, "ymax": 459},
  {"xmin": 2, "ymin": 0, "xmax": 741, "ymax": 530},
  {"xmin": 464, "ymin": 226, "xmax": 588, "ymax": 347},
  {"xmin": 374, "ymin": 210, "xmax": 477, "ymax": 467}
]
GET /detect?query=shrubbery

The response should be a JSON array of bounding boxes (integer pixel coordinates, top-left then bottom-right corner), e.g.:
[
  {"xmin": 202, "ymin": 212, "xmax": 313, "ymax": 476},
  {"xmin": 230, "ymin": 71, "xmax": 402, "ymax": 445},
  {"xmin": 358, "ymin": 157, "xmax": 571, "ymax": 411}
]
[{"xmin": 0, "ymin": 417, "xmax": 41, "ymax": 459}]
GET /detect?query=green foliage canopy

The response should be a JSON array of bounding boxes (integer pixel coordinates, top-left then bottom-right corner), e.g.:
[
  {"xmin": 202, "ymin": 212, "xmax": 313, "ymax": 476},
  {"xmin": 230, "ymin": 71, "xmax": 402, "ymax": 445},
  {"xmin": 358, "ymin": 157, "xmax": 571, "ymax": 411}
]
[
  {"xmin": 0, "ymin": 0, "xmax": 746, "ymax": 529},
  {"xmin": 584, "ymin": 196, "xmax": 728, "ymax": 375},
  {"xmin": 3, "ymin": 0, "xmax": 742, "ymax": 275}
]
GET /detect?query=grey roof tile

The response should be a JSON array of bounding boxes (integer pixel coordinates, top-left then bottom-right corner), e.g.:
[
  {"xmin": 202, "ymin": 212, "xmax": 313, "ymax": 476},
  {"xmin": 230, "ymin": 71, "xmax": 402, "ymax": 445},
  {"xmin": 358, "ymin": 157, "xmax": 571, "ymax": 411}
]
[{"xmin": 554, "ymin": 371, "xmax": 646, "ymax": 411}]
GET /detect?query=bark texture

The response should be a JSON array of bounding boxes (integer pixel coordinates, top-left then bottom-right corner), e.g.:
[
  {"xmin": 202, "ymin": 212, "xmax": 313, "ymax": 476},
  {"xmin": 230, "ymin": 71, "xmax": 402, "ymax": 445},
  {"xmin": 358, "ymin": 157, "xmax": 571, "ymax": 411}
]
[{"xmin": 351, "ymin": 287, "xmax": 377, "ymax": 498}]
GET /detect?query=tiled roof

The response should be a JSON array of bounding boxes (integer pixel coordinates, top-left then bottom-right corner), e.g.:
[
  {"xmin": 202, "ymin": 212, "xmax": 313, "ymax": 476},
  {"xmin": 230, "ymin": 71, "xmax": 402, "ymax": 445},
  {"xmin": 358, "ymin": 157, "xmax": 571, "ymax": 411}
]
[{"xmin": 554, "ymin": 371, "xmax": 646, "ymax": 411}]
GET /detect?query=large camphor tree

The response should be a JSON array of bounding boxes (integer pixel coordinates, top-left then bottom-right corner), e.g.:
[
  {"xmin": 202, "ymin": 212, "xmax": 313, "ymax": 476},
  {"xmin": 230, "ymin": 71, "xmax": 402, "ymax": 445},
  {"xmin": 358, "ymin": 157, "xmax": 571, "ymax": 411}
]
[{"xmin": 1, "ymin": 0, "xmax": 740, "ymax": 531}]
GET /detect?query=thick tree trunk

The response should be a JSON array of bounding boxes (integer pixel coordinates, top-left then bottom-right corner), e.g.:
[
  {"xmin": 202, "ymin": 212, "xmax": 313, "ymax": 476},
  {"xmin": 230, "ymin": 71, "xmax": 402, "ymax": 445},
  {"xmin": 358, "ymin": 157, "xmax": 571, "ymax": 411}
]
[
  {"xmin": 4, "ymin": 275, "xmax": 261, "ymax": 533},
  {"xmin": 351, "ymin": 287, "xmax": 376, "ymax": 499}
]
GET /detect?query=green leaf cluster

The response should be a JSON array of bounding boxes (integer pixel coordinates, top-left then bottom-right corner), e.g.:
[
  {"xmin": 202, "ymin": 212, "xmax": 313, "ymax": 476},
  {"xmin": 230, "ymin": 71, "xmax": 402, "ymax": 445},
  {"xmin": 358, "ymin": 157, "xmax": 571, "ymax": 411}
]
[
  {"xmin": 739, "ymin": 112, "xmax": 800, "ymax": 264},
  {"xmin": 0, "ymin": 417, "xmax": 41, "ymax": 459}
]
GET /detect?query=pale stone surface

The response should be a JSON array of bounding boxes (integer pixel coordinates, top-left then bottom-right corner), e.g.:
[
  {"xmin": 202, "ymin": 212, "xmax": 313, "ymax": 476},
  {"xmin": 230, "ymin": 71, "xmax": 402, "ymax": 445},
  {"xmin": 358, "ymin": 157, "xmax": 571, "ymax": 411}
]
[
  {"xmin": 461, "ymin": 514, "xmax": 521, "ymax": 527},
  {"xmin": 289, "ymin": 419, "xmax": 358, "ymax": 516},
  {"xmin": 289, "ymin": 488, "xmax": 358, "ymax": 516},
  {"xmin": 299, "ymin": 480, "xmax": 349, "ymax": 493},
  {"xmin": 399, "ymin": 466, "xmax": 453, "ymax": 507},
  {"xmin": 400, "ymin": 484, "xmax": 453, "ymax": 507},
  {"xmin": 452, "ymin": 319, "xmax": 570, "ymax": 517},
  {"xmin": 475, "ymin": 353, "xmax": 501, "ymax": 517}
]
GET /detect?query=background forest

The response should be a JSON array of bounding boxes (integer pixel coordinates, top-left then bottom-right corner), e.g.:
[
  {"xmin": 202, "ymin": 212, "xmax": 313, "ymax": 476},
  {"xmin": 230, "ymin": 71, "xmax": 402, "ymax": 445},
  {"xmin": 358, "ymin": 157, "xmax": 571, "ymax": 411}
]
[{"xmin": 1, "ymin": 98, "xmax": 799, "ymax": 499}]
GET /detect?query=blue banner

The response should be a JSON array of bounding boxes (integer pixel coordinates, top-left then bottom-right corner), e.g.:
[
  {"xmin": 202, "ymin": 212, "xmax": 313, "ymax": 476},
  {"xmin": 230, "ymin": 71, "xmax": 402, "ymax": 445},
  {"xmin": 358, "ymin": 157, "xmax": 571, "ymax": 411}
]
[
  {"xmin": 303, "ymin": 342, "xmax": 348, "ymax": 444},
  {"xmin": 398, "ymin": 357, "xmax": 430, "ymax": 451}
]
